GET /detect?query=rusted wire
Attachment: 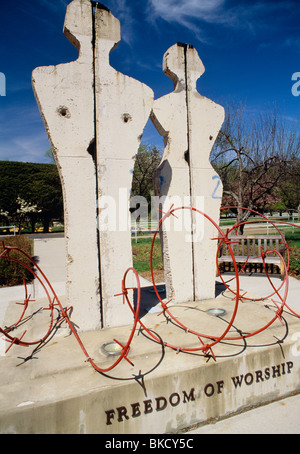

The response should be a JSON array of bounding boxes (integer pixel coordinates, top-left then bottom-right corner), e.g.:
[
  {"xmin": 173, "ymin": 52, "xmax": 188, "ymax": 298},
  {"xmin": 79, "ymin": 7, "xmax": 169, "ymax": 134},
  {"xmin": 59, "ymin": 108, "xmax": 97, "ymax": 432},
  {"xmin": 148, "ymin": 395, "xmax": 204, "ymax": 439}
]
[
  {"xmin": 146, "ymin": 205, "xmax": 299, "ymax": 351},
  {"xmin": 0, "ymin": 245, "xmax": 55, "ymax": 351},
  {"xmin": 0, "ymin": 206, "xmax": 299, "ymax": 373},
  {"xmin": 0, "ymin": 245, "xmax": 141, "ymax": 372}
]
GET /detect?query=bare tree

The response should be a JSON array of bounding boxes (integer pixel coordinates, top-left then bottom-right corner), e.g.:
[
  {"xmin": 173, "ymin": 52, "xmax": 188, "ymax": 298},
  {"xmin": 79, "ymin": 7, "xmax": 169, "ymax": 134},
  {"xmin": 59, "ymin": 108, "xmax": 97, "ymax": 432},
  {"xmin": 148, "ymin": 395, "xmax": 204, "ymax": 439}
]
[
  {"xmin": 278, "ymin": 159, "xmax": 300, "ymax": 219},
  {"xmin": 131, "ymin": 144, "xmax": 162, "ymax": 204},
  {"xmin": 211, "ymin": 102, "xmax": 300, "ymax": 233}
]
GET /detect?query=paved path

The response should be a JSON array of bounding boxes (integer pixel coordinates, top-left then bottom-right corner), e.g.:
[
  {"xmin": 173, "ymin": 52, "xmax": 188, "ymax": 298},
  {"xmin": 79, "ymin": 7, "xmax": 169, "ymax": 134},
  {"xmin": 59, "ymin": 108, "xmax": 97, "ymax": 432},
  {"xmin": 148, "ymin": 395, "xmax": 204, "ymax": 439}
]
[
  {"xmin": 0, "ymin": 237, "xmax": 66, "ymax": 326},
  {"xmin": 186, "ymin": 393, "xmax": 300, "ymax": 434},
  {"xmin": 33, "ymin": 237, "xmax": 66, "ymax": 283},
  {"xmin": 32, "ymin": 237, "xmax": 66, "ymax": 298},
  {"xmin": 0, "ymin": 236, "xmax": 300, "ymax": 433}
]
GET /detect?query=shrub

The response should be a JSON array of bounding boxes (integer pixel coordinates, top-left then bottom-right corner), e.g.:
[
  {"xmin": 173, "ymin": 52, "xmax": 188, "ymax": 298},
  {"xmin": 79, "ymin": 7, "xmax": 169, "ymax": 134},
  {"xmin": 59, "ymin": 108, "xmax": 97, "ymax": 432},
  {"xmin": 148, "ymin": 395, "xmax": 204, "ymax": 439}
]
[
  {"xmin": 285, "ymin": 231, "xmax": 300, "ymax": 279},
  {"xmin": 0, "ymin": 236, "xmax": 33, "ymax": 287},
  {"xmin": 289, "ymin": 249, "xmax": 300, "ymax": 278}
]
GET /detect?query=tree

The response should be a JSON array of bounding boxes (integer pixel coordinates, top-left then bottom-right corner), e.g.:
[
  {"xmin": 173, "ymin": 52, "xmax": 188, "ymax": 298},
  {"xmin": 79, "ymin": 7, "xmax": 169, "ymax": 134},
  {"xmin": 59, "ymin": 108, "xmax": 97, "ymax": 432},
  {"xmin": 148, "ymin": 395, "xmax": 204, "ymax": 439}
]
[
  {"xmin": 0, "ymin": 161, "xmax": 63, "ymax": 233},
  {"xmin": 15, "ymin": 196, "xmax": 41, "ymax": 234},
  {"xmin": 44, "ymin": 148, "xmax": 56, "ymax": 164},
  {"xmin": 211, "ymin": 102, "xmax": 300, "ymax": 232},
  {"xmin": 131, "ymin": 144, "xmax": 162, "ymax": 205},
  {"xmin": 31, "ymin": 173, "xmax": 63, "ymax": 232},
  {"xmin": 277, "ymin": 160, "xmax": 300, "ymax": 219}
]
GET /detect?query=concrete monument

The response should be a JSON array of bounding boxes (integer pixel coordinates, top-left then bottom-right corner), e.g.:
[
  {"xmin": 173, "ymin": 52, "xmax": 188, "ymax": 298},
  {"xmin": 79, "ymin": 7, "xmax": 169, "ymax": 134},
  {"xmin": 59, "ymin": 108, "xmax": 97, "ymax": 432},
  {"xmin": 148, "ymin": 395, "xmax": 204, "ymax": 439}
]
[
  {"xmin": 151, "ymin": 43, "xmax": 224, "ymax": 303},
  {"xmin": 32, "ymin": 0, "xmax": 223, "ymax": 331},
  {"xmin": 32, "ymin": 0, "xmax": 100, "ymax": 332},
  {"xmin": 32, "ymin": 0, "xmax": 153, "ymax": 330},
  {"xmin": 1, "ymin": 0, "xmax": 300, "ymax": 437}
]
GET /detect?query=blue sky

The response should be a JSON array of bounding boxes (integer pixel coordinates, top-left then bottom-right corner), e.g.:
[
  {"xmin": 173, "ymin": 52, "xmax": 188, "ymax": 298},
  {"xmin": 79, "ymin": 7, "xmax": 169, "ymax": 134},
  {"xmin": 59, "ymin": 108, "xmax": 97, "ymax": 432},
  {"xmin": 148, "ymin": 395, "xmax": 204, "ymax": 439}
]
[{"xmin": 0, "ymin": 0, "xmax": 299, "ymax": 163}]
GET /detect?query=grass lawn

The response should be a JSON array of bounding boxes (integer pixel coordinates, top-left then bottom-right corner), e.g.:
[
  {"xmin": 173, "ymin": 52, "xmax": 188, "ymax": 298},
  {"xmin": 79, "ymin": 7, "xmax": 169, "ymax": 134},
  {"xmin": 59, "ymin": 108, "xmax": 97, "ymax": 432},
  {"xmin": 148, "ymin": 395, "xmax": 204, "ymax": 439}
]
[
  {"xmin": 131, "ymin": 226, "xmax": 300, "ymax": 282},
  {"xmin": 132, "ymin": 236, "xmax": 164, "ymax": 282},
  {"xmin": 284, "ymin": 229, "xmax": 300, "ymax": 278}
]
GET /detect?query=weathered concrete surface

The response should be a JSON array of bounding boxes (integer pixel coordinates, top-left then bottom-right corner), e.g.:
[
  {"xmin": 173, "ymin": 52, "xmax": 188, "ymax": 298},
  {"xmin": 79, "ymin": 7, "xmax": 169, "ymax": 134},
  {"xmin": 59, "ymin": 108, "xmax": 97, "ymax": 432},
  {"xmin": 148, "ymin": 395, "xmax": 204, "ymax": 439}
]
[
  {"xmin": 186, "ymin": 46, "xmax": 224, "ymax": 301},
  {"xmin": 33, "ymin": 238, "xmax": 66, "ymax": 299},
  {"xmin": 187, "ymin": 393, "xmax": 300, "ymax": 434},
  {"xmin": 32, "ymin": 0, "xmax": 101, "ymax": 332},
  {"xmin": 151, "ymin": 44, "xmax": 193, "ymax": 303},
  {"xmin": 94, "ymin": 7, "xmax": 153, "ymax": 328},
  {"xmin": 151, "ymin": 43, "xmax": 224, "ymax": 304},
  {"xmin": 0, "ymin": 288, "xmax": 300, "ymax": 434},
  {"xmin": 32, "ymin": 1, "xmax": 154, "ymax": 330}
]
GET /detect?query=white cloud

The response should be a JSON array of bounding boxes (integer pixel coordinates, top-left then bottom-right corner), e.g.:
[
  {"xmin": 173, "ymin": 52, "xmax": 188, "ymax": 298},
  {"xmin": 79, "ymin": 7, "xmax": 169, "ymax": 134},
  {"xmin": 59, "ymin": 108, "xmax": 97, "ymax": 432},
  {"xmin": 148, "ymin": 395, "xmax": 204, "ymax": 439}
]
[
  {"xmin": 147, "ymin": 0, "xmax": 299, "ymax": 40},
  {"xmin": 11, "ymin": 132, "xmax": 50, "ymax": 163},
  {"xmin": 147, "ymin": 0, "xmax": 228, "ymax": 30},
  {"xmin": 0, "ymin": 132, "xmax": 50, "ymax": 163},
  {"xmin": 108, "ymin": 0, "xmax": 136, "ymax": 45},
  {"xmin": 0, "ymin": 105, "xmax": 50, "ymax": 163},
  {"xmin": 148, "ymin": 0, "xmax": 224, "ymax": 24}
]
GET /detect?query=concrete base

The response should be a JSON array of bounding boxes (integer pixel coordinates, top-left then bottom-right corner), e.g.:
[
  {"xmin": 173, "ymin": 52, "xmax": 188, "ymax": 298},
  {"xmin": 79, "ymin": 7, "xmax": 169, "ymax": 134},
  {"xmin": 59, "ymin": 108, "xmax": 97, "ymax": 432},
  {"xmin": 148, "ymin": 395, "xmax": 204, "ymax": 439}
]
[{"xmin": 0, "ymin": 282, "xmax": 300, "ymax": 434}]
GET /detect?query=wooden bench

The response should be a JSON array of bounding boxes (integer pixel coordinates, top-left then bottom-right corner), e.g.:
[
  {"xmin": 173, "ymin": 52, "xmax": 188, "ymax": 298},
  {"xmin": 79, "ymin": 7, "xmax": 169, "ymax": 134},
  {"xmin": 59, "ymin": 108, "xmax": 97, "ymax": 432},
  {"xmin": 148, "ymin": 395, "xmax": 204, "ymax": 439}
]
[{"xmin": 218, "ymin": 234, "xmax": 286, "ymax": 278}]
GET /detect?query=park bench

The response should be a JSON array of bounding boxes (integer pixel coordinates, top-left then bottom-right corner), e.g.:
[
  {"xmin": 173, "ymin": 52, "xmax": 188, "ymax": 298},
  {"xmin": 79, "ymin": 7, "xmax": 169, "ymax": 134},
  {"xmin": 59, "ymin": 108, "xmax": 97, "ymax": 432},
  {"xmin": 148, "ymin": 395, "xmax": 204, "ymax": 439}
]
[
  {"xmin": 131, "ymin": 220, "xmax": 158, "ymax": 236},
  {"xmin": 218, "ymin": 234, "xmax": 286, "ymax": 278}
]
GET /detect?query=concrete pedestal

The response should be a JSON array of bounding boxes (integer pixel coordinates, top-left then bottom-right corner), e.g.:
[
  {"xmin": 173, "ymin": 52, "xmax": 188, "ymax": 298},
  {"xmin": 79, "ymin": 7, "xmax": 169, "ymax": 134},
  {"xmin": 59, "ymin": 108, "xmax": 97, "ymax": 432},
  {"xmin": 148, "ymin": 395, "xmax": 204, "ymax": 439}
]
[{"xmin": 0, "ymin": 283, "xmax": 300, "ymax": 434}]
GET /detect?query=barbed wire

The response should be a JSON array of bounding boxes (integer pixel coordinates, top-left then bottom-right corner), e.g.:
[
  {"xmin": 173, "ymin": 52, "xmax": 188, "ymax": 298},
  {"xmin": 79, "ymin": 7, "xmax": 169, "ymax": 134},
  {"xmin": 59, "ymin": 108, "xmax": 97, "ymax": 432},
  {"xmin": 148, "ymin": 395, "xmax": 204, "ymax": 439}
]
[{"xmin": 0, "ymin": 206, "xmax": 299, "ymax": 374}]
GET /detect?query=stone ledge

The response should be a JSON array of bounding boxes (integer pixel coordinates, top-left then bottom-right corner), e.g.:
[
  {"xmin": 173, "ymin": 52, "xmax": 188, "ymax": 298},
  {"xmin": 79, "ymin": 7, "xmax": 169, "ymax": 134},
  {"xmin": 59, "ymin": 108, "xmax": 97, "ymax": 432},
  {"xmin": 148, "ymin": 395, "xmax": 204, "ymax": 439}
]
[{"xmin": 0, "ymin": 295, "xmax": 300, "ymax": 434}]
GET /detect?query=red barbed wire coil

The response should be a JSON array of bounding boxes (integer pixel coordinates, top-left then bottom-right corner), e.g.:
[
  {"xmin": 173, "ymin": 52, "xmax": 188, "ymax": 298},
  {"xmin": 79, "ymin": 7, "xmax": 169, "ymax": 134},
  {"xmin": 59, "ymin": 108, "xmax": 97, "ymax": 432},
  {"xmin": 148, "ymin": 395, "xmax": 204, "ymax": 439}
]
[{"xmin": 0, "ymin": 206, "xmax": 299, "ymax": 373}]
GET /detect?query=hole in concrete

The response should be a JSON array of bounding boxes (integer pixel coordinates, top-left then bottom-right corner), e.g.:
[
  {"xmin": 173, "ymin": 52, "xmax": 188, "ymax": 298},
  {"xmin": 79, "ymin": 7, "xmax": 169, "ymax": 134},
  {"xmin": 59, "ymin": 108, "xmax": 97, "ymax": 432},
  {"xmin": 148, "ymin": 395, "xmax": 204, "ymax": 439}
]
[
  {"xmin": 206, "ymin": 308, "xmax": 227, "ymax": 317},
  {"xmin": 57, "ymin": 106, "xmax": 71, "ymax": 118},
  {"xmin": 184, "ymin": 149, "xmax": 190, "ymax": 165},
  {"xmin": 122, "ymin": 113, "xmax": 132, "ymax": 123},
  {"xmin": 130, "ymin": 117, "xmax": 165, "ymax": 287},
  {"xmin": 148, "ymin": 286, "xmax": 165, "ymax": 294},
  {"xmin": 87, "ymin": 138, "xmax": 96, "ymax": 162},
  {"xmin": 101, "ymin": 341, "xmax": 123, "ymax": 356},
  {"xmin": 130, "ymin": 118, "xmax": 165, "ymax": 319}
]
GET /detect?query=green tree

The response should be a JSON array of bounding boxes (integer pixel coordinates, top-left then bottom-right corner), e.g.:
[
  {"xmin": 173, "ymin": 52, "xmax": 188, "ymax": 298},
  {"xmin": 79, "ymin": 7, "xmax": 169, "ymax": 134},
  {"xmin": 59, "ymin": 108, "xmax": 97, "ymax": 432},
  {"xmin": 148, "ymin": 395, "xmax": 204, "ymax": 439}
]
[
  {"xmin": 15, "ymin": 196, "xmax": 41, "ymax": 234},
  {"xmin": 0, "ymin": 161, "xmax": 63, "ymax": 233},
  {"xmin": 45, "ymin": 148, "xmax": 56, "ymax": 164},
  {"xmin": 131, "ymin": 144, "xmax": 162, "ymax": 205},
  {"xmin": 32, "ymin": 172, "xmax": 63, "ymax": 232},
  {"xmin": 277, "ymin": 160, "xmax": 300, "ymax": 218}
]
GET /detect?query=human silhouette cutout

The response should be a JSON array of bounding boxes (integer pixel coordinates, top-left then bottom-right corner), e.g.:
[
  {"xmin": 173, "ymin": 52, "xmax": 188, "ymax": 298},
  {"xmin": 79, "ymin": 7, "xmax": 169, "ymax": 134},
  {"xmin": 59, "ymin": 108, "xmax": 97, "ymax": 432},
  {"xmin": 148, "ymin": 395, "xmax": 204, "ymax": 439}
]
[
  {"xmin": 32, "ymin": 0, "xmax": 153, "ymax": 329},
  {"xmin": 151, "ymin": 43, "xmax": 224, "ymax": 302}
]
